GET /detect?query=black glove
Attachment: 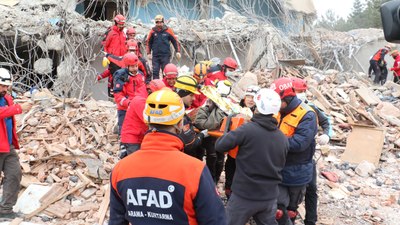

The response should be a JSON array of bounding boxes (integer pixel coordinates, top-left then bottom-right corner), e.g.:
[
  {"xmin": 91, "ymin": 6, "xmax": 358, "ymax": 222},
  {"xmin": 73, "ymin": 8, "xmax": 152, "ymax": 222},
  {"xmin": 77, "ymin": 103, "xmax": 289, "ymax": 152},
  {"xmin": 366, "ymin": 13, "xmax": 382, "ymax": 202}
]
[{"xmin": 119, "ymin": 145, "xmax": 127, "ymax": 159}]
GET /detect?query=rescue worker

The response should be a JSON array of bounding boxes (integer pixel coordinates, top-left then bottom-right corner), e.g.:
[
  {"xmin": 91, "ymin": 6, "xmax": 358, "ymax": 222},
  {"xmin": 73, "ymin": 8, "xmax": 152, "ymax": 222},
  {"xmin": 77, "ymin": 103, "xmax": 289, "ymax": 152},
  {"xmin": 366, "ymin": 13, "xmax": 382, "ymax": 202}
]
[
  {"xmin": 162, "ymin": 63, "xmax": 178, "ymax": 91},
  {"xmin": 0, "ymin": 68, "xmax": 33, "ymax": 219},
  {"xmin": 191, "ymin": 63, "xmax": 208, "ymax": 108},
  {"xmin": 126, "ymin": 27, "xmax": 145, "ymax": 58},
  {"xmin": 174, "ymin": 76, "xmax": 208, "ymax": 159},
  {"xmin": 194, "ymin": 81, "xmax": 231, "ymax": 184},
  {"xmin": 205, "ymin": 57, "xmax": 237, "ymax": 86},
  {"xmin": 291, "ymin": 77, "xmax": 333, "ymax": 225},
  {"xmin": 104, "ymin": 14, "xmax": 127, "ymax": 77},
  {"xmin": 119, "ymin": 79, "xmax": 166, "ymax": 159},
  {"xmin": 369, "ymin": 45, "xmax": 391, "ymax": 84},
  {"xmin": 146, "ymin": 15, "xmax": 181, "ymax": 80},
  {"xmin": 215, "ymin": 88, "xmax": 288, "ymax": 225},
  {"xmin": 98, "ymin": 40, "xmax": 149, "ymax": 89},
  {"xmin": 224, "ymin": 84, "xmax": 260, "ymax": 199},
  {"xmin": 109, "ymin": 89, "xmax": 226, "ymax": 225},
  {"xmin": 126, "ymin": 27, "xmax": 136, "ymax": 41},
  {"xmin": 113, "ymin": 53, "xmax": 147, "ymax": 134},
  {"xmin": 271, "ymin": 77, "xmax": 318, "ymax": 225},
  {"xmin": 389, "ymin": 50, "xmax": 400, "ymax": 83}
]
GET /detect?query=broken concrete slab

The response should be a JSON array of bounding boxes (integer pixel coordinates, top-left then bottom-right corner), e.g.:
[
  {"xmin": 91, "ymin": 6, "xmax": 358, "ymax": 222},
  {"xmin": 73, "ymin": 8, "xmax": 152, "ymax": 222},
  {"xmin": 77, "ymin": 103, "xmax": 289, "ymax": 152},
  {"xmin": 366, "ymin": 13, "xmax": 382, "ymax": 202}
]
[
  {"xmin": 14, "ymin": 184, "xmax": 52, "ymax": 214},
  {"xmin": 342, "ymin": 125, "xmax": 385, "ymax": 166}
]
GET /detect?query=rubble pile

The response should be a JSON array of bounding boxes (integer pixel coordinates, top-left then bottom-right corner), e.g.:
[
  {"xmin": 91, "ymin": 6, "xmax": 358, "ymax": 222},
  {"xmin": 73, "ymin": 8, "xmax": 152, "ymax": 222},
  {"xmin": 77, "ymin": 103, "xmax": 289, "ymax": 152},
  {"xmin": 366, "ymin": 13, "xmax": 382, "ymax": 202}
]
[
  {"xmin": 12, "ymin": 89, "xmax": 119, "ymax": 224},
  {"xmin": 230, "ymin": 66, "xmax": 400, "ymax": 224}
]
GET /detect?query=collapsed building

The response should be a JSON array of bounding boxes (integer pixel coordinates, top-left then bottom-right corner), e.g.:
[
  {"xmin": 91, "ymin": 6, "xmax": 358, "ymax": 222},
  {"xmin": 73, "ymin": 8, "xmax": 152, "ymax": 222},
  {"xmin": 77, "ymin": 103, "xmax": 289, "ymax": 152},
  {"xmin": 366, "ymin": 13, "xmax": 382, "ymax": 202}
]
[{"xmin": 0, "ymin": 0, "xmax": 400, "ymax": 224}]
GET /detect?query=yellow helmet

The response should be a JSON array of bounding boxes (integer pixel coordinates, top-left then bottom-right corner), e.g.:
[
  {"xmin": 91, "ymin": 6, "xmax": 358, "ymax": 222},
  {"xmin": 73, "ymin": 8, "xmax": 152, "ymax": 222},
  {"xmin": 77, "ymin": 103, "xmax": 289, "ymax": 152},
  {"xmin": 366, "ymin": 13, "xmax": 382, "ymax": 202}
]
[
  {"xmin": 199, "ymin": 60, "xmax": 213, "ymax": 67},
  {"xmin": 155, "ymin": 15, "xmax": 164, "ymax": 22},
  {"xmin": 144, "ymin": 89, "xmax": 185, "ymax": 125},
  {"xmin": 193, "ymin": 63, "xmax": 208, "ymax": 81},
  {"xmin": 174, "ymin": 75, "xmax": 200, "ymax": 94}
]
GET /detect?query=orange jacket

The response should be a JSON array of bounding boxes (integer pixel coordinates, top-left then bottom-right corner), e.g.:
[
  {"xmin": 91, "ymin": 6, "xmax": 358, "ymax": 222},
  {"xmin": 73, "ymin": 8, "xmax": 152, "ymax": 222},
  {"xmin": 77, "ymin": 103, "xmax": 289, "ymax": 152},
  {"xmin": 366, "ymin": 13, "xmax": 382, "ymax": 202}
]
[{"xmin": 110, "ymin": 131, "xmax": 226, "ymax": 225}]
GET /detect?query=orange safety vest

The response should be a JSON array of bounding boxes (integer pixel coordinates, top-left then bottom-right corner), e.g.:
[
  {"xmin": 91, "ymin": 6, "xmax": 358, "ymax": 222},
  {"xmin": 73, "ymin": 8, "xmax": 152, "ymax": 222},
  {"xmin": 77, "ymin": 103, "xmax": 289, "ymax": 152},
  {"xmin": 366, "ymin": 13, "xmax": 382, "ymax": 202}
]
[
  {"xmin": 275, "ymin": 102, "xmax": 316, "ymax": 137},
  {"xmin": 372, "ymin": 48, "xmax": 387, "ymax": 61}
]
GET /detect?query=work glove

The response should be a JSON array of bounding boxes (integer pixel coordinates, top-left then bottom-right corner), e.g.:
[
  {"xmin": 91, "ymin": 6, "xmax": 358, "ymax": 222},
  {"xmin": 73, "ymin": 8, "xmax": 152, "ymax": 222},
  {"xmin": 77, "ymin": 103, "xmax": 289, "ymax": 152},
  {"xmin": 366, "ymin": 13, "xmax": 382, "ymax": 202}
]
[
  {"xmin": 102, "ymin": 57, "xmax": 110, "ymax": 68},
  {"xmin": 200, "ymin": 129, "xmax": 209, "ymax": 138},
  {"xmin": 176, "ymin": 52, "xmax": 181, "ymax": 60},
  {"xmin": 317, "ymin": 134, "xmax": 330, "ymax": 145},
  {"xmin": 147, "ymin": 53, "xmax": 152, "ymax": 60},
  {"xmin": 118, "ymin": 145, "xmax": 128, "ymax": 159}
]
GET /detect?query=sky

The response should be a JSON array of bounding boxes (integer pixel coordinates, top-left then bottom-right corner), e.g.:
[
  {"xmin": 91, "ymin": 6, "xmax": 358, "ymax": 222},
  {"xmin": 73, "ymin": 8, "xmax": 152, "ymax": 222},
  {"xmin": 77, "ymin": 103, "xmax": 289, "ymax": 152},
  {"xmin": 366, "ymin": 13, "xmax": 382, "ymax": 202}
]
[{"xmin": 314, "ymin": 0, "xmax": 357, "ymax": 20}]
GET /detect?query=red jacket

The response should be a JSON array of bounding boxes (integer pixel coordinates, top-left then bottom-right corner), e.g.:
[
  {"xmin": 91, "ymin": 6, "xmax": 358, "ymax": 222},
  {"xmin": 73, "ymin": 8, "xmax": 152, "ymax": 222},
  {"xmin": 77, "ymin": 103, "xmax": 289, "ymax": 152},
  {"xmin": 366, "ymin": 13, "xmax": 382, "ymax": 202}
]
[
  {"xmin": 205, "ymin": 70, "xmax": 227, "ymax": 86},
  {"xmin": 120, "ymin": 95, "xmax": 148, "ymax": 144},
  {"xmin": 104, "ymin": 25, "xmax": 127, "ymax": 56},
  {"xmin": 390, "ymin": 55, "xmax": 400, "ymax": 77},
  {"xmin": 113, "ymin": 68, "xmax": 148, "ymax": 111},
  {"xmin": 190, "ymin": 91, "xmax": 207, "ymax": 109},
  {"xmin": 110, "ymin": 131, "xmax": 226, "ymax": 225},
  {"xmin": 0, "ymin": 95, "xmax": 22, "ymax": 152}
]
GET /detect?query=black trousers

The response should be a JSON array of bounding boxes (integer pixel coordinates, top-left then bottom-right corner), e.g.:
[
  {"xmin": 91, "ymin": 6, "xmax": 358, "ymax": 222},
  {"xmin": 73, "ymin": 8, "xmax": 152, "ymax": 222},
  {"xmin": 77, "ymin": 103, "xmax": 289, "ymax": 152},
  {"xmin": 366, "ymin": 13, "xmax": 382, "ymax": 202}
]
[
  {"xmin": 225, "ymin": 155, "xmax": 236, "ymax": 190},
  {"xmin": 370, "ymin": 60, "xmax": 383, "ymax": 84},
  {"xmin": 151, "ymin": 55, "xmax": 170, "ymax": 80},
  {"xmin": 304, "ymin": 162, "xmax": 317, "ymax": 225}
]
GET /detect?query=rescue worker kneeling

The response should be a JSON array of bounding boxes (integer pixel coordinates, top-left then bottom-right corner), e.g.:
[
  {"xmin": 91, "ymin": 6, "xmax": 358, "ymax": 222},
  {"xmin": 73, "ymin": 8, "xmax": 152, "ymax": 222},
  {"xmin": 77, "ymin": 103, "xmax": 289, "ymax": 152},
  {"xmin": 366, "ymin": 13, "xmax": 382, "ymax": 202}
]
[
  {"xmin": 215, "ymin": 88, "xmax": 288, "ymax": 225},
  {"xmin": 109, "ymin": 89, "xmax": 226, "ymax": 225}
]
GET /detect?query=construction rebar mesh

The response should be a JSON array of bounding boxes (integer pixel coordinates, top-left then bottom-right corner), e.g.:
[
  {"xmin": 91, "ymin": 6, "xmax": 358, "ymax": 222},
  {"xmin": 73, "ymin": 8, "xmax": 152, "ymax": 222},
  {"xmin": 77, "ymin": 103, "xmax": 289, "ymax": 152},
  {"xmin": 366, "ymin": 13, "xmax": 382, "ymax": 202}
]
[{"xmin": 0, "ymin": 0, "xmax": 323, "ymax": 99}]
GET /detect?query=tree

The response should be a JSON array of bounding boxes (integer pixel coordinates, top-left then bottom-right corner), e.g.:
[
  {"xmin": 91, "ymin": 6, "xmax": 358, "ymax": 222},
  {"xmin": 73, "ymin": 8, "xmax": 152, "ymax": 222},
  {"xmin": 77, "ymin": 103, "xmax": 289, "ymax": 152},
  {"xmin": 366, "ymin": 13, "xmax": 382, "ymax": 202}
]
[{"xmin": 316, "ymin": 9, "xmax": 339, "ymax": 29}]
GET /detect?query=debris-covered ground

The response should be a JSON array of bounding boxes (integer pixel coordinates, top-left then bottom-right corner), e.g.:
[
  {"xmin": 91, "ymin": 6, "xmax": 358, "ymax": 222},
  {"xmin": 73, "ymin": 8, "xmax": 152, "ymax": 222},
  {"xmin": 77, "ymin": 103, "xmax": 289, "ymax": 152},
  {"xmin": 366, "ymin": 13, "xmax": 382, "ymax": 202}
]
[
  {"xmin": 0, "ymin": 1, "xmax": 399, "ymax": 225},
  {"xmin": 3, "ymin": 66, "xmax": 398, "ymax": 225}
]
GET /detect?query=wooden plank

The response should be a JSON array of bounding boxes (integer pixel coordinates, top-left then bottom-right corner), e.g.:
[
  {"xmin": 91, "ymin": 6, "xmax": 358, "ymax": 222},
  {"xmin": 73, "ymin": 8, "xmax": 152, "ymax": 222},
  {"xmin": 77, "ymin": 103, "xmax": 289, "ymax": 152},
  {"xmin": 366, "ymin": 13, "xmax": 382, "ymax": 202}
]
[
  {"xmin": 25, "ymin": 180, "xmax": 89, "ymax": 219},
  {"xmin": 98, "ymin": 186, "xmax": 110, "ymax": 225},
  {"xmin": 9, "ymin": 218, "xmax": 23, "ymax": 225},
  {"xmin": 308, "ymin": 87, "xmax": 334, "ymax": 110},
  {"xmin": 355, "ymin": 87, "xmax": 380, "ymax": 106},
  {"xmin": 70, "ymin": 203, "xmax": 98, "ymax": 213},
  {"xmin": 341, "ymin": 125, "xmax": 385, "ymax": 166},
  {"xmin": 44, "ymin": 200, "xmax": 70, "ymax": 218},
  {"xmin": 40, "ymin": 184, "xmax": 66, "ymax": 204}
]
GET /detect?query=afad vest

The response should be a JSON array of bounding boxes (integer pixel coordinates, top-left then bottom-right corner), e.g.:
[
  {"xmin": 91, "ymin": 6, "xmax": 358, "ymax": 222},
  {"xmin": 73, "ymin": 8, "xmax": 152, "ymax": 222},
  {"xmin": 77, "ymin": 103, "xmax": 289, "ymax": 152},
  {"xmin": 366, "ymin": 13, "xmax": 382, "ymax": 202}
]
[{"xmin": 275, "ymin": 102, "xmax": 316, "ymax": 137}]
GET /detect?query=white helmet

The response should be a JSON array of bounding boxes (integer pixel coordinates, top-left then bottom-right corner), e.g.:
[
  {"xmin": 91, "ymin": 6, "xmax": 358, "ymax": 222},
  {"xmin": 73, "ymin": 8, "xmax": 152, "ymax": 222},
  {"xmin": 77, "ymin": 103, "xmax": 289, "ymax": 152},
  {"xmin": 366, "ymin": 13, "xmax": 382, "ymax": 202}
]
[
  {"xmin": 254, "ymin": 88, "xmax": 281, "ymax": 115},
  {"xmin": 0, "ymin": 68, "xmax": 12, "ymax": 86},
  {"xmin": 216, "ymin": 80, "xmax": 232, "ymax": 97},
  {"xmin": 244, "ymin": 85, "xmax": 260, "ymax": 97}
]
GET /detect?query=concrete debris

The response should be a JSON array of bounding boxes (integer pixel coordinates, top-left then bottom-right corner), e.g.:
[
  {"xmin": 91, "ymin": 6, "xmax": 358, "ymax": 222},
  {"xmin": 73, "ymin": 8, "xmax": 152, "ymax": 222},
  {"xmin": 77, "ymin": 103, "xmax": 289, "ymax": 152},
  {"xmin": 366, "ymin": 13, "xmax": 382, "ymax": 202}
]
[
  {"xmin": 13, "ymin": 89, "xmax": 118, "ymax": 223},
  {"xmin": 33, "ymin": 58, "xmax": 52, "ymax": 74}
]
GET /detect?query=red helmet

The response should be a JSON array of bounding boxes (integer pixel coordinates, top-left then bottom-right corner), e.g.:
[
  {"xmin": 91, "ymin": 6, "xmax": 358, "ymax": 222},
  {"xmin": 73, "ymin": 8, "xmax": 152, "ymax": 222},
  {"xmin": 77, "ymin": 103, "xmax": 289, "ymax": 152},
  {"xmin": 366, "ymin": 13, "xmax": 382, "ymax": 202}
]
[
  {"xmin": 147, "ymin": 79, "xmax": 166, "ymax": 92},
  {"xmin": 223, "ymin": 57, "xmax": 238, "ymax": 70},
  {"xmin": 270, "ymin": 77, "xmax": 296, "ymax": 99},
  {"xmin": 123, "ymin": 53, "xmax": 138, "ymax": 67},
  {"xmin": 114, "ymin": 14, "xmax": 126, "ymax": 25},
  {"xmin": 126, "ymin": 40, "xmax": 138, "ymax": 51},
  {"xmin": 163, "ymin": 63, "xmax": 178, "ymax": 78},
  {"xmin": 127, "ymin": 27, "xmax": 136, "ymax": 35},
  {"xmin": 291, "ymin": 77, "xmax": 307, "ymax": 91}
]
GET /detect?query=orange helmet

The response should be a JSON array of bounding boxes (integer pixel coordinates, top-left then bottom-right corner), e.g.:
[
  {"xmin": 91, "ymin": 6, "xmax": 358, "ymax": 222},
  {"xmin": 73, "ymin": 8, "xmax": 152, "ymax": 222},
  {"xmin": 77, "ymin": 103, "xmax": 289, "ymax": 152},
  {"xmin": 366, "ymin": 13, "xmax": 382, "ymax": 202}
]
[
  {"xmin": 147, "ymin": 79, "xmax": 166, "ymax": 93},
  {"xmin": 114, "ymin": 14, "xmax": 126, "ymax": 25},
  {"xmin": 291, "ymin": 77, "xmax": 307, "ymax": 92},
  {"xmin": 223, "ymin": 57, "xmax": 238, "ymax": 70},
  {"xmin": 193, "ymin": 63, "xmax": 207, "ymax": 81},
  {"xmin": 123, "ymin": 53, "xmax": 138, "ymax": 67},
  {"xmin": 163, "ymin": 63, "xmax": 178, "ymax": 79},
  {"xmin": 127, "ymin": 27, "xmax": 136, "ymax": 35},
  {"xmin": 270, "ymin": 77, "xmax": 296, "ymax": 99}
]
